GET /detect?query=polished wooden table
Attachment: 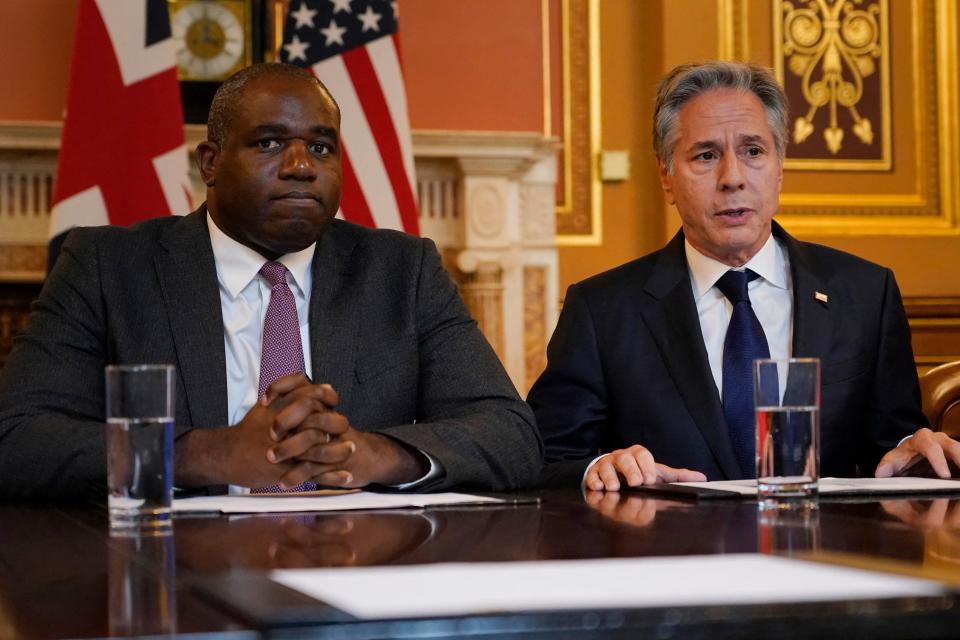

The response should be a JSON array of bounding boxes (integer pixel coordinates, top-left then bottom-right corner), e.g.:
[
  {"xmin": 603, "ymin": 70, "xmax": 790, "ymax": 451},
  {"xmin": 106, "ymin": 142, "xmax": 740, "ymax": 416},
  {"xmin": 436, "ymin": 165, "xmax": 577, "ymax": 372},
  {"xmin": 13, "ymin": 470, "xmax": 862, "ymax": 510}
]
[{"xmin": 3, "ymin": 490, "xmax": 960, "ymax": 638}]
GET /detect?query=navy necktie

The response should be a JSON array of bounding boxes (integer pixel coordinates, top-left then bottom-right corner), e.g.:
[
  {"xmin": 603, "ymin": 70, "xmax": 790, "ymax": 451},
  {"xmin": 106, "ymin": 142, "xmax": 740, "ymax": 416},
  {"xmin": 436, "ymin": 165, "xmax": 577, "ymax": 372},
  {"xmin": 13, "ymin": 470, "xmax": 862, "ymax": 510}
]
[{"xmin": 715, "ymin": 269, "xmax": 768, "ymax": 479}]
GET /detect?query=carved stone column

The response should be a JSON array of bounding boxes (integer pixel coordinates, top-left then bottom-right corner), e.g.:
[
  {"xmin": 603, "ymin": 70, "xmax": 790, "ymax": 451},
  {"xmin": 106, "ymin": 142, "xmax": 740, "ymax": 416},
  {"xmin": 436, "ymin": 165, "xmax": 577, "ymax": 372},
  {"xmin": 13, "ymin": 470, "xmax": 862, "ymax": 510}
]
[
  {"xmin": 414, "ymin": 131, "xmax": 559, "ymax": 394},
  {"xmin": 458, "ymin": 261, "xmax": 506, "ymax": 362}
]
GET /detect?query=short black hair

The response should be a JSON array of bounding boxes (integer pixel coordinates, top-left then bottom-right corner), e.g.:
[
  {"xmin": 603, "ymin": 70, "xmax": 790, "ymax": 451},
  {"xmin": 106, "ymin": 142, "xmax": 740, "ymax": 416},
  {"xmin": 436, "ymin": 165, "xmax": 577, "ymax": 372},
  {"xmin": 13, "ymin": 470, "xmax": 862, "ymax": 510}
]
[{"xmin": 206, "ymin": 63, "xmax": 340, "ymax": 147}]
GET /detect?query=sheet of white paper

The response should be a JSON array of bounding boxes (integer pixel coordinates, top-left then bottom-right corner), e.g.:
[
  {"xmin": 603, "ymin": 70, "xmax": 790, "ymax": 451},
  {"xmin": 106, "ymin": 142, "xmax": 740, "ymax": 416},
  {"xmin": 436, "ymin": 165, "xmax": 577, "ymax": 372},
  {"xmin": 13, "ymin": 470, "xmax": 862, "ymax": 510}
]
[
  {"xmin": 674, "ymin": 477, "xmax": 960, "ymax": 496},
  {"xmin": 817, "ymin": 477, "xmax": 960, "ymax": 492},
  {"xmin": 172, "ymin": 491, "xmax": 503, "ymax": 513},
  {"xmin": 271, "ymin": 554, "xmax": 942, "ymax": 620},
  {"xmin": 675, "ymin": 479, "xmax": 758, "ymax": 494}
]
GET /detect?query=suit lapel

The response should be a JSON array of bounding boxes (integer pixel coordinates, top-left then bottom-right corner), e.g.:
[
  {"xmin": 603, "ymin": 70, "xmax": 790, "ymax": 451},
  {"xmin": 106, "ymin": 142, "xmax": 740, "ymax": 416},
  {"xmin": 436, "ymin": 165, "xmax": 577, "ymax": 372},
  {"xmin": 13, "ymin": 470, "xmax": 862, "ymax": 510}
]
[
  {"xmin": 308, "ymin": 221, "xmax": 361, "ymax": 401},
  {"xmin": 155, "ymin": 208, "xmax": 228, "ymax": 428},
  {"xmin": 775, "ymin": 223, "xmax": 832, "ymax": 362},
  {"xmin": 641, "ymin": 232, "xmax": 741, "ymax": 479}
]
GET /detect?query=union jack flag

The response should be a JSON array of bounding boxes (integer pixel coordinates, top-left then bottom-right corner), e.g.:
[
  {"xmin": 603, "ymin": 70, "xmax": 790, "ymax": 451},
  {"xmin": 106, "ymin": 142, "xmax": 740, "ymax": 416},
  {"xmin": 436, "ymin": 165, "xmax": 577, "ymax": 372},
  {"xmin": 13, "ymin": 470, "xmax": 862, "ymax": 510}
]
[
  {"xmin": 280, "ymin": 0, "xmax": 419, "ymax": 234},
  {"xmin": 51, "ymin": 0, "xmax": 191, "ymax": 239}
]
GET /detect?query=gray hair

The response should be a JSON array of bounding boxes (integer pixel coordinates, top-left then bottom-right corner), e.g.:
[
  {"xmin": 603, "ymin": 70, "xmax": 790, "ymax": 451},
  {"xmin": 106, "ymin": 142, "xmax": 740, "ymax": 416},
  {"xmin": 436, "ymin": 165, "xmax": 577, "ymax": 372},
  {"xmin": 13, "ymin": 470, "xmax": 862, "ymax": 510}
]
[
  {"xmin": 653, "ymin": 61, "xmax": 788, "ymax": 172},
  {"xmin": 206, "ymin": 63, "xmax": 340, "ymax": 147}
]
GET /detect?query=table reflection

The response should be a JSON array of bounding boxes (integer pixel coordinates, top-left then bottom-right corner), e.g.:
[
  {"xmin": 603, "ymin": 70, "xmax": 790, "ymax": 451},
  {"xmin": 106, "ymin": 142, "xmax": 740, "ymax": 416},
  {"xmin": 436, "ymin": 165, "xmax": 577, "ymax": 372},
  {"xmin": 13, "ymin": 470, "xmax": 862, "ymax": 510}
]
[
  {"xmin": 577, "ymin": 491, "xmax": 934, "ymax": 564},
  {"xmin": 175, "ymin": 512, "xmax": 435, "ymax": 571},
  {"xmin": 1, "ymin": 492, "xmax": 958, "ymax": 638},
  {"xmin": 583, "ymin": 490, "xmax": 695, "ymax": 528},
  {"xmin": 881, "ymin": 498, "xmax": 960, "ymax": 532},
  {"xmin": 0, "ymin": 507, "xmax": 113, "ymax": 638},
  {"xmin": 578, "ymin": 491, "xmax": 760, "ymax": 554},
  {"xmin": 881, "ymin": 498, "xmax": 960, "ymax": 573},
  {"xmin": 109, "ymin": 531, "xmax": 176, "ymax": 636},
  {"xmin": 757, "ymin": 502, "xmax": 820, "ymax": 556}
]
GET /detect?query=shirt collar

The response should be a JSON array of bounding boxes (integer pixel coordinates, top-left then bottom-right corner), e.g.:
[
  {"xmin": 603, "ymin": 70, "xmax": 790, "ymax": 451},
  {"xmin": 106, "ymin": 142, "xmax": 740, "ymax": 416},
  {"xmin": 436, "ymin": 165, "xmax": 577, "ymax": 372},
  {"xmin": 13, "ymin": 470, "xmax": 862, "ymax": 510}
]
[
  {"xmin": 684, "ymin": 232, "xmax": 788, "ymax": 301},
  {"xmin": 206, "ymin": 212, "xmax": 315, "ymax": 299}
]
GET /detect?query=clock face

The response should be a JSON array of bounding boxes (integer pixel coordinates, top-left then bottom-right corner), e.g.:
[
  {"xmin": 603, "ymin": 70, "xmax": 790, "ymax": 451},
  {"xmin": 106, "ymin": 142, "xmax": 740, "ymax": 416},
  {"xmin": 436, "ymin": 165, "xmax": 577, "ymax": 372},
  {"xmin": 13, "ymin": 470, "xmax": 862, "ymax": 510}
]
[{"xmin": 171, "ymin": 1, "xmax": 246, "ymax": 81}]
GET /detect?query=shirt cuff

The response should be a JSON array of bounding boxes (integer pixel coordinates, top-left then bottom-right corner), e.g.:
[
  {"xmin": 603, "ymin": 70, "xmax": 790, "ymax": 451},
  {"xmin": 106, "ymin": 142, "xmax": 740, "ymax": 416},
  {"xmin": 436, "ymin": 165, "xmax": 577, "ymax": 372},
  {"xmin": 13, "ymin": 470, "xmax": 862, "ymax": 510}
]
[
  {"xmin": 388, "ymin": 449, "xmax": 442, "ymax": 490},
  {"xmin": 897, "ymin": 434, "xmax": 914, "ymax": 448}
]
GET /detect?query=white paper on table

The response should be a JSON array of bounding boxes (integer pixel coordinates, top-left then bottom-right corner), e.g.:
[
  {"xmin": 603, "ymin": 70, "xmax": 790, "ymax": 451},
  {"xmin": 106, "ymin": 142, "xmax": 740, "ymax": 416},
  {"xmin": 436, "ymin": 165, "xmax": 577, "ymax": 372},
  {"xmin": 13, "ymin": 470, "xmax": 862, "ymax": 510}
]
[
  {"xmin": 172, "ymin": 491, "xmax": 504, "ymax": 514},
  {"xmin": 817, "ymin": 477, "xmax": 960, "ymax": 493},
  {"xmin": 271, "ymin": 554, "xmax": 943, "ymax": 620},
  {"xmin": 674, "ymin": 477, "xmax": 960, "ymax": 496}
]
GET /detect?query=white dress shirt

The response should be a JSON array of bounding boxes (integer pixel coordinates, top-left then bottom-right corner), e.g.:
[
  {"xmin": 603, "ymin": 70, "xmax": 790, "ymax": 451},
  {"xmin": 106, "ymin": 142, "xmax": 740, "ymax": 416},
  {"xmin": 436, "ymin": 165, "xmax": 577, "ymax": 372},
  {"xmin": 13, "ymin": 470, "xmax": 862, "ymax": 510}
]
[
  {"xmin": 206, "ymin": 215, "xmax": 437, "ymax": 491},
  {"xmin": 208, "ymin": 217, "xmax": 313, "ymax": 495},
  {"xmin": 684, "ymin": 233, "xmax": 793, "ymax": 397},
  {"xmin": 207, "ymin": 215, "xmax": 315, "ymax": 427}
]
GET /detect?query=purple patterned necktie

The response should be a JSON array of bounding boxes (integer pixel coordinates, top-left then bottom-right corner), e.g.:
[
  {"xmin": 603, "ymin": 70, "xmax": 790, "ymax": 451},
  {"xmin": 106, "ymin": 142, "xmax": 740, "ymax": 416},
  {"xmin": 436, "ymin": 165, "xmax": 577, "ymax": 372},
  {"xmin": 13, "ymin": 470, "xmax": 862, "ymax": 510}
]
[{"xmin": 251, "ymin": 261, "xmax": 316, "ymax": 493}]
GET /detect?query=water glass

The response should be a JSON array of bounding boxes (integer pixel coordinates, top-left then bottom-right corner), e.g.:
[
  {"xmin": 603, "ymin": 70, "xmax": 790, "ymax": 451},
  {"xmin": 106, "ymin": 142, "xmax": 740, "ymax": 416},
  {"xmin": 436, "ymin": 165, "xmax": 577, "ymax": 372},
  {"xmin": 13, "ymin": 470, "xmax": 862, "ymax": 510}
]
[
  {"xmin": 754, "ymin": 358, "xmax": 820, "ymax": 502},
  {"xmin": 106, "ymin": 364, "xmax": 175, "ymax": 531}
]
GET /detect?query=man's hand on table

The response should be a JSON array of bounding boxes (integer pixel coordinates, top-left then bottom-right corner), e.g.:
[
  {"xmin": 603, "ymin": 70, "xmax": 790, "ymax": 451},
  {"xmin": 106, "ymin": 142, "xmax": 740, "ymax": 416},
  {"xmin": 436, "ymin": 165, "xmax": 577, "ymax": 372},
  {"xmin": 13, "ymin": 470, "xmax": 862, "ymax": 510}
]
[
  {"xmin": 584, "ymin": 444, "xmax": 707, "ymax": 491},
  {"xmin": 175, "ymin": 373, "xmax": 428, "ymax": 488},
  {"xmin": 874, "ymin": 427, "xmax": 960, "ymax": 479},
  {"xmin": 263, "ymin": 374, "xmax": 429, "ymax": 489},
  {"xmin": 174, "ymin": 388, "xmax": 316, "ymax": 488}
]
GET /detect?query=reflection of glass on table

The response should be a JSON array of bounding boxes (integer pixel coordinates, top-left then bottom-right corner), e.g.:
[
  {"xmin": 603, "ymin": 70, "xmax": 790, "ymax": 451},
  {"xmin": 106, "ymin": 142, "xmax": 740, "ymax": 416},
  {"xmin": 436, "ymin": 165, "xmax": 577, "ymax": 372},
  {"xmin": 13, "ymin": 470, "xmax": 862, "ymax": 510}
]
[
  {"xmin": 108, "ymin": 530, "xmax": 177, "ymax": 636},
  {"xmin": 757, "ymin": 501, "xmax": 820, "ymax": 556}
]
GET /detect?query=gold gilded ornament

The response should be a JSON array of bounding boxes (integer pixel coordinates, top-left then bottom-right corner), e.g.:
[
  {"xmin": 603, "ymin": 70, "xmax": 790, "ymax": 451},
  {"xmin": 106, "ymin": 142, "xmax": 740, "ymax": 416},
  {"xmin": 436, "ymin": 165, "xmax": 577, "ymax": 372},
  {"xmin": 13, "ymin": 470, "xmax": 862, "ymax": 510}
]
[{"xmin": 780, "ymin": 0, "xmax": 882, "ymax": 154}]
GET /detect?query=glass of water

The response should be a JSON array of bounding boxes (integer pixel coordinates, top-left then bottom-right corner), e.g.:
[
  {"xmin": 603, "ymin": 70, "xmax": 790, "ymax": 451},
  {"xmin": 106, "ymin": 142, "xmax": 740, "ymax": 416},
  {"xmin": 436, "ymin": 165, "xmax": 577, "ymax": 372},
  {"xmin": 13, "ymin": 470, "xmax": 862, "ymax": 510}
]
[
  {"xmin": 754, "ymin": 358, "xmax": 820, "ymax": 503},
  {"xmin": 106, "ymin": 365, "xmax": 175, "ymax": 532}
]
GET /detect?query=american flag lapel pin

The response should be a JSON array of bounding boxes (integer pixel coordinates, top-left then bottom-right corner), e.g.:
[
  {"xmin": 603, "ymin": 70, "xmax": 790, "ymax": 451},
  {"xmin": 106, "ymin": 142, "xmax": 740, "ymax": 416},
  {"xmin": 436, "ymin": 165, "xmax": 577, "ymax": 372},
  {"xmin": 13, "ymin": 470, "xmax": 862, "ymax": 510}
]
[{"xmin": 815, "ymin": 291, "xmax": 829, "ymax": 304}]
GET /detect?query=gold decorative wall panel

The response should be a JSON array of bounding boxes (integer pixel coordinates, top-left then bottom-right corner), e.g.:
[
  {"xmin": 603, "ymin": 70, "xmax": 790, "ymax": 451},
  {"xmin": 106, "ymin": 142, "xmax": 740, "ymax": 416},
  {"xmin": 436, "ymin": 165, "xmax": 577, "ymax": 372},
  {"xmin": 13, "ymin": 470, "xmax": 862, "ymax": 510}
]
[
  {"xmin": 774, "ymin": 0, "xmax": 891, "ymax": 169},
  {"xmin": 548, "ymin": 0, "xmax": 602, "ymax": 245},
  {"xmin": 719, "ymin": 0, "xmax": 960, "ymax": 234}
]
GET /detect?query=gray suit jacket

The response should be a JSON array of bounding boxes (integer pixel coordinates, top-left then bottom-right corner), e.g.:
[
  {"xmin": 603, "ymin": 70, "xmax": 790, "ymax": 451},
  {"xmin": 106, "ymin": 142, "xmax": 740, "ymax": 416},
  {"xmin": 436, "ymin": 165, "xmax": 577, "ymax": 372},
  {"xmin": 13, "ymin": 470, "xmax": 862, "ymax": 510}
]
[
  {"xmin": 529, "ymin": 222, "xmax": 925, "ymax": 486},
  {"xmin": 0, "ymin": 209, "xmax": 541, "ymax": 499}
]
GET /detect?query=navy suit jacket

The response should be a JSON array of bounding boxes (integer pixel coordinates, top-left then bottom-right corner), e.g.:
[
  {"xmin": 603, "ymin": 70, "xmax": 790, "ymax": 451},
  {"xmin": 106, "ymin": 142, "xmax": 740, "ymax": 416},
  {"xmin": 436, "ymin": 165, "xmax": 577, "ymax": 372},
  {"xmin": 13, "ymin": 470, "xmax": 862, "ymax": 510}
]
[
  {"xmin": 528, "ymin": 223, "xmax": 926, "ymax": 486},
  {"xmin": 0, "ymin": 208, "xmax": 541, "ymax": 499}
]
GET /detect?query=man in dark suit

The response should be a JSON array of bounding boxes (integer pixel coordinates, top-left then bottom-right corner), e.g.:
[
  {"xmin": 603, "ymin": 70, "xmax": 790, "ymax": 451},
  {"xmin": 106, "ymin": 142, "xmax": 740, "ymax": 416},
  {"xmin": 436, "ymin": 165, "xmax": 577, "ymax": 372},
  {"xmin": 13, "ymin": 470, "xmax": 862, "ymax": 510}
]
[
  {"xmin": 0, "ymin": 63, "xmax": 541, "ymax": 499},
  {"xmin": 528, "ymin": 61, "xmax": 960, "ymax": 491}
]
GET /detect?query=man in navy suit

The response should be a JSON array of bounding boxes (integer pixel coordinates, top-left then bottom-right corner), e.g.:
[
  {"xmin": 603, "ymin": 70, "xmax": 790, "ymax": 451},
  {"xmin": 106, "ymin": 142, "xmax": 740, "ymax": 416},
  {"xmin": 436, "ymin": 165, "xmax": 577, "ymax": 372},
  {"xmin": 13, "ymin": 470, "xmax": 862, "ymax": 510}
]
[
  {"xmin": 0, "ymin": 64, "xmax": 540, "ymax": 498},
  {"xmin": 528, "ymin": 61, "xmax": 960, "ymax": 490}
]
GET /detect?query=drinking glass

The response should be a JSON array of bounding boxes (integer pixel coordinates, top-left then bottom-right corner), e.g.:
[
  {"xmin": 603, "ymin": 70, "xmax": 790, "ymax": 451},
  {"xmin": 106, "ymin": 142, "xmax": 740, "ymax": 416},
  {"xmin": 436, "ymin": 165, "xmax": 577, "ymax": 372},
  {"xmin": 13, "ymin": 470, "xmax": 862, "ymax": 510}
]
[
  {"xmin": 754, "ymin": 358, "xmax": 820, "ymax": 503},
  {"xmin": 106, "ymin": 364, "xmax": 175, "ymax": 531}
]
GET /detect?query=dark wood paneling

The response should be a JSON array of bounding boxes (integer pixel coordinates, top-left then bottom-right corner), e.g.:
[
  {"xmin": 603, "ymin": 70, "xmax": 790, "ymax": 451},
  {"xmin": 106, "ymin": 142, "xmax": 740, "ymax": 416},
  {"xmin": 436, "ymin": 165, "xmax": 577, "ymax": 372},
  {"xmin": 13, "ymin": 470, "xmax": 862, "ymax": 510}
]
[
  {"xmin": 0, "ymin": 282, "xmax": 41, "ymax": 368},
  {"xmin": 904, "ymin": 297, "xmax": 960, "ymax": 374}
]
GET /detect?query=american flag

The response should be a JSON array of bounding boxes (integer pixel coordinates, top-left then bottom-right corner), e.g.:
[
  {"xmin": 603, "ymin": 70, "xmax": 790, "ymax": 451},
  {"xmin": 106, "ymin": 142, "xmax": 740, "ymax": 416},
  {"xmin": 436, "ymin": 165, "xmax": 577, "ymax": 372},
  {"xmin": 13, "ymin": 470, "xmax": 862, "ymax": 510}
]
[
  {"xmin": 50, "ymin": 0, "xmax": 191, "ymax": 239},
  {"xmin": 280, "ymin": 0, "xmax": 419, "ymax": 234}
]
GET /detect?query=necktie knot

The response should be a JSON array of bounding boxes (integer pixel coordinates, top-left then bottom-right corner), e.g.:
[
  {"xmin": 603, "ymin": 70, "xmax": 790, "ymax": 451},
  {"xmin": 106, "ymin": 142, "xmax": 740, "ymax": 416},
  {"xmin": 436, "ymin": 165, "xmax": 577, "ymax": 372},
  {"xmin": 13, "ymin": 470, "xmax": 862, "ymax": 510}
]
[
  {"xmin": 716, "ymin": 269, "xmax": 759, "ymax": 305},
  {"xmin": 260, "ymin": 261, "xmax": 288, "ymax": 288}
]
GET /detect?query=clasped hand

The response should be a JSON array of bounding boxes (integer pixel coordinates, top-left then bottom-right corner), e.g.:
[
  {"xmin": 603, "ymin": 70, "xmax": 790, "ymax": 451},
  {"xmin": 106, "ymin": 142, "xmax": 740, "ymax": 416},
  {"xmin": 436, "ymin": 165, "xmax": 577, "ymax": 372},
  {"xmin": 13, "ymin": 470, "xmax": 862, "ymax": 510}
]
[{"xmin": 229, "ymin": 373, "xmax": 423, "ymax": 489}]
